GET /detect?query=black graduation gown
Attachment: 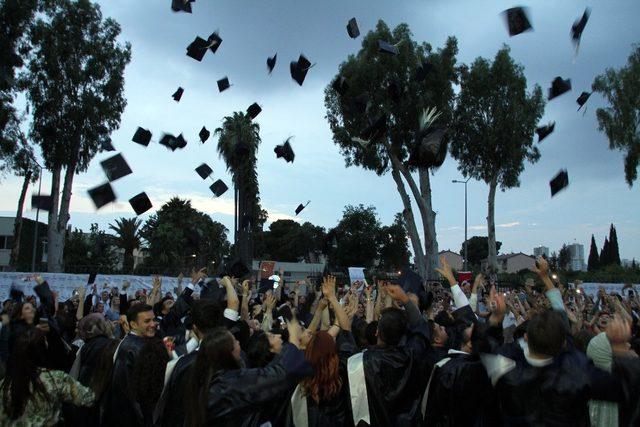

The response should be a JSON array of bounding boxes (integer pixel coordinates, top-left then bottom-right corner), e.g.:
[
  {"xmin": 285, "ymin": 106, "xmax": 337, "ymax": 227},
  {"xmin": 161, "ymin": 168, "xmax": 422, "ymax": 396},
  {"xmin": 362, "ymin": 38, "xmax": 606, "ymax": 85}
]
[
  {"xmin": 153, "ymin": 350, "xmax": 198, "ymax": 427},
  {"xmin": 73, "ymin": 335, "xmax": 112, "ymax": 425},
  {"xmin": 102, "ymin": 333, "xmax": 147, "ymax": 427},
  {"xmin": 156, "ymin": 288, "xmax": 193, "ymax": 338},
  {"xmin": 203, "ymin": 343, "xmax": 312, "ymax": 427},
  {"xmin": 362, "ymin": 317, "xmax": 429, "ymax": 427}
]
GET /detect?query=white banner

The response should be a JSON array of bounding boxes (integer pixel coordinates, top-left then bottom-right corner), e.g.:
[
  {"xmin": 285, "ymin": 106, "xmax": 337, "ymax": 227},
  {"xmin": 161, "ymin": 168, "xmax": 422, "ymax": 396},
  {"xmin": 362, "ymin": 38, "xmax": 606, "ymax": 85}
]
[
  {"xmin": 347, "ymin": 267, "xmax": 365, "ymax": 285},
  {"xmin": 578, "ymin": 282, "xmax": 638, "ymax": 299},
  {"xmin": 0, "ymin": 272, "xmax": 183, "ymax": 302}
]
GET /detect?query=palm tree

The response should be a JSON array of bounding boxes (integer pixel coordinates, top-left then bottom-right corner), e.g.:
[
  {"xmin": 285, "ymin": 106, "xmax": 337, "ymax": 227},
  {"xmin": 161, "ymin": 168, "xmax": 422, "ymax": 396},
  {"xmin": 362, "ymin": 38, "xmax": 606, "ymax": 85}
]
[
  {"xmin": 215, "ymin": 112, "xmax": 262, "ymax": 266},
  {"xmin": 109, "ymin": 217, "xmax": 142, "ymax": 274}
]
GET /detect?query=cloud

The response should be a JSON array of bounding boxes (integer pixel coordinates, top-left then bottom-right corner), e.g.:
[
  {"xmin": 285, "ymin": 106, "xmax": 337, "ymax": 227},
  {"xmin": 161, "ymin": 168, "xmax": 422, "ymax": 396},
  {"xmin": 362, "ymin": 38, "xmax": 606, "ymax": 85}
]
[{"xmin": 498, "ymin": 221, "xmax": 521, "ymax": 228}]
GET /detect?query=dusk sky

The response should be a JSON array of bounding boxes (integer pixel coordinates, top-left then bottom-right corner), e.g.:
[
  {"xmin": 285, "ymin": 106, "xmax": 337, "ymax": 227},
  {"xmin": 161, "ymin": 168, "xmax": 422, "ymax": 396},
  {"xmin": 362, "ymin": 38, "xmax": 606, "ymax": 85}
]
[{"xmin": 1, "ymin": 0, "xmax": 639, "ymax": 261}]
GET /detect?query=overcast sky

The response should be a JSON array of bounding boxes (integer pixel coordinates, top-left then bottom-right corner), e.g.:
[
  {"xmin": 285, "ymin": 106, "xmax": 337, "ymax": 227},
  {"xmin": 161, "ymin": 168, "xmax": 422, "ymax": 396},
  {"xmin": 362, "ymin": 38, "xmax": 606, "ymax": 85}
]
[{"xmin": 1, "ymin": 0, "xmax": 639, "ymax": 261}]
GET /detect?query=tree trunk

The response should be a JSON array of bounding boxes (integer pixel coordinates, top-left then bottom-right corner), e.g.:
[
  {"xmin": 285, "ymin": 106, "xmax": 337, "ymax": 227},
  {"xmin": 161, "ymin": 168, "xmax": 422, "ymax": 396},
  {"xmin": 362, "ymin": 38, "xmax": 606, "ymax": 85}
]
[
  {"xmin": 123, "ymin": 248, "xmax": 134, "ymax": 274},
  {"xmin": 48, "ymin": 162, "xmax": 76, "ymax": 272},
  {"xmin": 419, "ymin": 169, "xmax": 439, "ymax": 280},
  {"xmin": 391, "ymin": 165, "xmax": 427, "ymax": 278},
  {"xmin": 47, "ymin": 166, "xmax": 62, "ymax": 272},
  {"xmin": 9, "ymin": 171, "xmax": 32, "ymax": 270},
  {"xmin": 487, "ymin": 176, "xmax": 498, "ymax": 277}
]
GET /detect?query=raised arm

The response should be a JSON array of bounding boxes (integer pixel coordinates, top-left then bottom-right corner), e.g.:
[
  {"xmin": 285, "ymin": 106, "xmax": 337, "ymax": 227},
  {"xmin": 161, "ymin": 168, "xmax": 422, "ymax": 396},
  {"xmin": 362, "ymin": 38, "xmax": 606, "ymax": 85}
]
[
  {"xmin": 436, "ymin": 255, "xmax": 470, "ymax": 309},
  {"xmin": 262, "ymin": 292, "xmax": 276, "ymax": 332},
  {"xmin": 531, "ymin": 256, "xmax": 564, "ymax": 313},
  {"xmin": 76, "ymin": 286, "xmax": 86, "ymax": 321},
  {"xmin": 323, "ymin": 276, "xmax": 351, "ymax": 335},
  {"xmin": 306, "ymin": 298, "xmax": 328, "ymax": 334},
  {"xmin": 364, "ymin": 285, "xmax": 374, "ymax": 323},
  {"xmin": 241, "ymin": 280, "xmax": 250, "ymax": 322}
]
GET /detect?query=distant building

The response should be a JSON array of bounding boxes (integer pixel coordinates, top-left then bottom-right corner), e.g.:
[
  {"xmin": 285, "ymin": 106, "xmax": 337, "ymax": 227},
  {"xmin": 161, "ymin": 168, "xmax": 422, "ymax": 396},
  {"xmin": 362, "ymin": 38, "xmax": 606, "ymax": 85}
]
[
  {"xmin": 0, "ymin": 216, "xmax": 48, "ymax": 272},
  {"xmin": 438, "ymin": 250, "xmax": 464, "ymax": 271},
  {"xmin": 481, "ymin": 253, "xmax": 536, "ymax": 274},
  {"xmin": 568, "ymin": 243, "xmax": 586, "ymax": 271},
  {"xmin": 533, "ymin": 246, "xmax": 549, "ymax": 258}
]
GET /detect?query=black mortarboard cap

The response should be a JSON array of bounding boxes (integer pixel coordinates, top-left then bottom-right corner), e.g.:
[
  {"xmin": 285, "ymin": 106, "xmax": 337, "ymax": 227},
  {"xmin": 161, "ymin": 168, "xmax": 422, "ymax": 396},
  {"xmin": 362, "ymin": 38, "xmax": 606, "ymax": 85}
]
[
  {"xmin": 171, "ymin": 0, "xmax": 193, "ymax": 13},
  {"xmin": 295, "ymin": 201, "xmax": 309, "ymax": 215},
  {"xmin": 186, "ymin": 36, "xmax": 208, "ymax": 61},
  {"xmin": 535, "ymin": 122, "xmax": 555, "ymax": 142},
  {"xmin": 176, "ymin": 134, "xmax": 187, "ymax": 149},
  {"xmin": 347, "ymin": 17, "xmax": 360, "ymax": 38},
  {"xmin": 398, "ymin": 268, "xmax": 424, "ymax": 295},
  {"xmin": 132, "ymin": 127, "xmax": 152, "ymax": 146},
  {"xmin": 209, "ymin": 179, "xmax": 228, "ymax": 197},
  {"xmin": 159, "ymin": 133, "xmax": 177, "ymax": 151},
  {"xmin": 502, "ymin": 7, "xmax": 533, "ymax": 37},
  {"xmin": 267, "ymin": 53, "xmax": 277, "ymax": 74},
  {"xmin": 172, "ymin": 87, "xmax": 184, "ymax": 102},
  {"xmin": 207, "ymin": 32, "xmax": 222, "ymax": 54},
  {"xmin": 129, "ymin": 192, "xmax": 153, "ymax": 216},
  {"xmin": 195, "ymin": 163, "xmax": 213, "ymax": 179},
  {"xmin": 88, "ymin": 183, "xmax": 116, "ymax": 209},
  {"xmin": 101, "ymin": 140, "xmax": 116, "ymax": 152},
  {"xmin": 87, "ymin": 272, "xmax": 97, "ymax": 285},
  {"xmin": 331, "ymin": 76, "xmax": 349, "ymax": 96},
  {"xmin": 571, "ymin": 8, "xmax": 591, "ymax": 47},
  {"xmin": 31, "ymin": 195, "xmax": 53, "ymax": 211},
  {"xmin": 576, "ymin": 91, "xmax": 591, "ymax": 111},
  {"xmin": 199, "ymin": 126, "xmax": 210, "ymax": 143},
  {"xmin": 217, "ymin": 77, "xmax": 230, "ymax": 92},
  {"xmin": 247, "ymin": 103, "xmax": 262, "ymax": 120},
  {"xmin": 258, "ymin": 278, "xmax": 276, "ymax": 294},
  {"xmin": 549, "ymin": 77, "xmax": 571, "ymax": 100},
  {"xmin": 290, "ymin": 54, "xmax": 312, "ymax": 86},
  {"xmin": 408, "ymin": 126, "xmax": 448, "ymax": 169},
  {"xmin": 378, "ymin": 40, "xmax": 399, "ymax": 55},
  {"xmin": 550, "ymin": 170, "xmax": 569, "ymax": 197},
  {"xmin": 274, "ymin": 138, "xmax": 295, "ymax": 163},
  {"xmin": 100, "ymin": 153, "xmax": 132, "ymax": 182}
]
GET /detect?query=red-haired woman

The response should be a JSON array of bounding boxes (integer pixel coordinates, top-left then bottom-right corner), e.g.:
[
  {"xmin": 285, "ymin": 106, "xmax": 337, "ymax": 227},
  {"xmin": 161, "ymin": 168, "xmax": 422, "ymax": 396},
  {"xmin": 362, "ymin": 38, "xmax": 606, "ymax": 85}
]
[{"xmin": 291, "ymin": 276, "xmax": 358, "ymax": 427}]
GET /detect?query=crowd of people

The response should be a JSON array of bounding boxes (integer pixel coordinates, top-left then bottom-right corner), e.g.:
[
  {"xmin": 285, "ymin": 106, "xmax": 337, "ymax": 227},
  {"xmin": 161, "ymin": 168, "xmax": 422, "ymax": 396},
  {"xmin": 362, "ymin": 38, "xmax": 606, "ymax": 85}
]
[{"xmin": 0, "ymin": 256, "xmax": 638, "ymax": 426}]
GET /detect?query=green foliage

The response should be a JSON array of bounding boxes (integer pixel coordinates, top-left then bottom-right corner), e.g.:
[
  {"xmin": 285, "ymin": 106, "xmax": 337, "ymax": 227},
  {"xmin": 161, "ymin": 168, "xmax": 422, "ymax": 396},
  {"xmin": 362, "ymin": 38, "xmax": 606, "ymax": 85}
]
[
  {"xmin": 377, "ymin": 213, "xmax": 411, "ymax": 271},
  {"xmin": 558, "ymin": 244, "xmax": 571, "ymax": 271},
  {"xmin": 328, "ymin": 205, "xmax": 381, "ymax": 269},
  {"xmin": 64, "ymin": 223, "xmax": 117, "ymax": 273},
  {"xmin": 139, "ymin": 197, "xmax": 231, "ymax": 275},
  {"xmin": 600, "ymin": 237, "xmax": 611, "ymax": 266},
  {"xmin": 109, "ymin": 217, "xmax": 141, "ymax": 274},
  {"xmin": 608, "ymin": 224, "xmax": 621, "ymax": 266},
  {"xmin": 259, "ymin": 220, "xmax": 327, "ymax": 262},
  {"xmin": 460, "ymin": 236, "xmax": 502, "ymax": 268},
  {"xmin": 587, "ymin": 234, "xmax": 600, "ymax": 271},
  {"xmin": 592, "ymin": 44, "xmax": 640, "ymax": 186}
]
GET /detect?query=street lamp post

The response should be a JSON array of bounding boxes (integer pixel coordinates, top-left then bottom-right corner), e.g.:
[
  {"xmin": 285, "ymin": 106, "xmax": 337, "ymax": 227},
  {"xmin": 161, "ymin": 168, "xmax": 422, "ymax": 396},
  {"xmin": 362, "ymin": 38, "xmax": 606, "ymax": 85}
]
[
  {"xmin": 452, "ymin": 178, "xmax": 471, "ymax": 271},
  {"xmin": 31, "ymin": 161, "xmax": 43, "ymax": 272}
]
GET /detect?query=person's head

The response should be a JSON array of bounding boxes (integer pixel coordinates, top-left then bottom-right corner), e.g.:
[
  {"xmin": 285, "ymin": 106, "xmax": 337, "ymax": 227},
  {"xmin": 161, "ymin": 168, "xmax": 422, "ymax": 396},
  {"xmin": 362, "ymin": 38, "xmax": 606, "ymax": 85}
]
[
  {"xmin": 2, "ymin": 299, "xmax": 13, "ymax": 313},
  {"xmin": 356, "ymin": 303, "xmax": 365, "ymax": 318},
  {"xmin": 11, "ymin": 302, "xmax": 36, "ymax": 325},
  {"xmin": 459, "ymin": 323, "xmax": 474, "ymax": 353},
  {"xmin": 597, "ymin": 313, "xmax": 611, "ymax": 330},
  {"xmin": 428, "ymin": 320, "xmax": 449, "ymax": 348},
  {"xmin": 525, "ymin": 310, "xmax": 567, "ymax": 358},
  {"xmin": 127, "ymin": 304, "xmax": 156, "ymax": 337},
  {"xmin": 186, "ymin": 328, "xmax": 241, "ymax": 427},
  {"xmin": 246, "ymin": 330, "xmax": 281, "ymax": 368},
  {"xmin": 301, "ymin": 331, "xmax": 342, "ymax": 403},
  {"xmin": 574, "ymin": 329, "xmax": 596, "ymax": 354},
  {"xmin": 101, "ymin": 291, "xmax": 109, "ymax": 302},
  {"xmin": 2, "ymin": 328, "xmax": 49, "ymax": 419},
  {"xmin": 88, "ymin": 338, "xmax": 120, "ymax": 399},
  {"xmin": 377, "ymin": 307, "xmax": 407, "ymax": 347},
  {"xmin": 160, "ymin": 296, "xmax": 174, "ymax": 316},
  {"xmin": 77, "ymin": 313, "xmax": 114, "ymax": 341},
  {"xmin": 132, "ymin": 337, "xmax": 171, "ymax": 414},
  {"xmin": 93, "ymin": 302, "xmax": 105, "ymax": 314},
  {"xmin": 191, "ymin": 299, "xmax": 223, "ymax": 339}
]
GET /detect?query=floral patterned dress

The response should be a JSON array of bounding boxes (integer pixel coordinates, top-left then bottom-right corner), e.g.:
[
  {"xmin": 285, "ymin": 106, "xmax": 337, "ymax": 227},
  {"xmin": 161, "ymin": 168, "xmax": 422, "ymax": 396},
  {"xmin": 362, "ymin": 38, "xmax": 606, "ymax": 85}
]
[{"xmin": 0, "ymin": 369, "xmax": 95, "ymax": 426}]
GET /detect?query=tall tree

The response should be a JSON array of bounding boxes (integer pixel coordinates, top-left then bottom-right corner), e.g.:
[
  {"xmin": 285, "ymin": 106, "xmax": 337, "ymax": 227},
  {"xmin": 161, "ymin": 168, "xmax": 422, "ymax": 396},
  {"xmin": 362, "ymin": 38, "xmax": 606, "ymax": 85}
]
[
  {"xmin": 587, "ymin": 234, "xmax": 600, "ymax": 271},
  {"xmin": 609, "ymin": 224, "xmax": 621, "ymax": 266},
  {"xmin": 64, "ymin": 223, "xmax": 118, "ymax": 273},
  {"xmin": 377, "ymin": 213, "xmax": 411, "ymax": 271},
  {"xmin": 459, "ymin": 236, "xmax": 502, "ymax": 268},
  {"xmin": 215, "ymin": 112, "xmax": 262, "ymax": 267},
  {"xmin": 328, "ymin": 205, "xmax": 381, "ymax": 269},
  {"xmin": 260, "ymin": 220, "xmax": 327, "ymax": 263},
  {"xmin": 8, "ymin": 143, "xmax": 40, "ymax": 269},
  {"xmin": 109, "ymin": 217, "xmax": 142, "ymax": 274},
  {"xmin": 325, "ymin": 20, "xmax": 459, "ymax": 279},
  {"xmin": 592, "ymin": 44, "xmax": 640, "ymax": 186},
  {"xmin": 20, "ymin": 0, "xmax": 131, "ymax": 272},
  {"xmin": 450, "ymin": 46, "xmax": 545, "ymax": 276},
  {"xmin": 600, "ymin": 237, "xmax": 611, "ymax": 266},
  {"xmin": 558, "ymin": 244, "xmax": 571, "ymax": 271}
]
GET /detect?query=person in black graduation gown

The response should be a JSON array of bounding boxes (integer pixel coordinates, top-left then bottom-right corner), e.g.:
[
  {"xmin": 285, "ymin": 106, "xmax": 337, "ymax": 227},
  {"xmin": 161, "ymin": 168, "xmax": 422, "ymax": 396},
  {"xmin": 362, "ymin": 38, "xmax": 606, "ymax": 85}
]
[
  {"xmin": 185, "ymin": 321, "xmax": 313, "ymax": 427},
  {"xmin": 101, "ymin": 303, "xmax": 157, "ymax": 427},
  {"xmin": 348, "ymin": 282, "xmax": 430, "ymax": 427}
]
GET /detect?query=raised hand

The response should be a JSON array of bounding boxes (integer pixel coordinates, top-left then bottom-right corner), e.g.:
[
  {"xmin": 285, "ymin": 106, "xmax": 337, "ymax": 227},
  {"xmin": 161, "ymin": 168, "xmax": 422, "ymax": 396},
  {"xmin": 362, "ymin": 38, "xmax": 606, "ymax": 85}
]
[
  {"xmin": 488, "ymin": 284, "xmax": 506, "ymax": 320},
  {"xmin": 384, "ymin": 283, "xmax": 409, "ymax": 304},
  {"xmin": 316, "ymin": 297, "xmax": 329, "ymax": 312},
  {"xmin": 435, "ymin": 255, "xmax": 456, "ymax": 286},
  {"xmin": 191, "ymin": 267, "xmax": 207, "ymax": 284},
  {"xmin": 177, "ymin": 272, "xmax": 184, "ymax": 284},
  {"xmin": 322, "ymin": 275, "xmax": 337, "ymax": 299},
  {"xmin": 287, "ymin": 317, "xmax": 302, "ymax": 348},
  {"xmin": 531, "ymin": 256, "xmax": 549, "ymax": 276},
  {"xmin": 264, "ymin": 293, "xmax": 276, "ymax": 311},
  {"xmin": 606, "ymin": 314, "xmax": 632, "ymax": 346},
  {"xmin": 122, "ymin": 280, "xmax": 131, "ymax": 291},
  {"xmin": 242, "ymin": 280, "xmax": 250, "ymax": 297}
]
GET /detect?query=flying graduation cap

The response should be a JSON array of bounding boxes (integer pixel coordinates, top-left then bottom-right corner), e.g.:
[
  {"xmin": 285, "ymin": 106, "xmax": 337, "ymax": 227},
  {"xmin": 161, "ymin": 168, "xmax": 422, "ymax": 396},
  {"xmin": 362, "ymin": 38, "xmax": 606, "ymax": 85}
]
[
  {"xmin": 159, "ymin": 133, "xmax": 186, "ymax": 151},
  {"xmin": 31, "ymin": 194, "xmax": 53, "ymax": 211},
  {"xmin": 186, "ymin": 37, "xmax": 208, "ymax": 61},
  {"xmin": 550, "ymin": 170, "xmax": 569, "ymax": 197},
  {"xmin": 378, "ymin": 40, "xmax": 399, "ymax": 55},
  {"xmin": 195, "ymin": 163, "xmax": 213, "ymax": 179},
  {"xmin": 274, "ymin": 138, "xmax": 295, "ymax": 163},
  {"xmin": 295, "ymin": 201, "xmax": 310, "ymax": 216},
  {"xmin": 132, "ymin": 127, "xmax": 152, "ymax": 146},
  {"xmin": 199, "ymin": 126, "xmax": 210, "ymax": 143},
  {"xmin": 571, "ymin": 8, "xmax": 591, "ymax": 52},
  {"xmin": 209, "ymin": 179, "xmax": 228, "ymax": 197},
  {"xmin": 576, "ymin": 91, "xmax": 591, "ymax": 111},
  {"xmin": 100, "ymin": 153, "xmax": 132, "ymax": 182},
  {"xmin": 548, "ymin": 77, "xmax": 572, "ymax": 100},
  {"xmin": 267, "ymin": 53, "xmax": 277, "ymax": 74},
  {"xmin": 347, "ymin": 17, "xmax": 360, "ymax": 38},
  {"xmin": 100, "ymin": 140, "xmax": 116, "ymax": 152},
  {"xmin": 407, "ymin": 108, "xmax": 448, "ymax": 169},
  {"xmin": 129, "ymin": 192, "xmax": 153, "ymax": 216},
  {"xmin": 171, "ymin": 0, "xmax": 195, "ymax": 13},
  {"xmin": 535, "ymin": 122, "xmax": 555, "ymax": 142},
  {"xmin": 207, "ymin": 32, "xmax": 222, "ymax": 53},
  {"xmin": 217, "ymin": 77, "xmax": 231, "ymax": 92},
  {"xmin": 172, "ymin": 87, "xmax": 184, "ymax": 102},
  {"xmin": 88, "ymin": 183, "xmax": 116, "ymax": 209},
  {"xmin": 290, "ymin": 54, "xmax": 313, "ymax": 86},
  {"xmin": 502, "ymin": 7, "xmax": 533, "ymax": 37},
  {"xmin": 246, "ymin": 103, "xmax": 262, "ymax": 120}
]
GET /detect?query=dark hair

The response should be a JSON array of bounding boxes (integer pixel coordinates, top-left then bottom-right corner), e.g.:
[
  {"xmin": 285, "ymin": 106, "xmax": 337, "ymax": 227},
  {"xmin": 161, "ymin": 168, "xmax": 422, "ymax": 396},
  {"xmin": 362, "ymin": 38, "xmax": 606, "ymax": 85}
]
[
  {"xmin": 365, "ymin": 321, "xmax": 378, "ymax": 347},
  {"xmin": 527, "ymin": 310, "xmax": 567, "ymax": 357},
  {"xmin": 191, "ymin": 299, "xmax": 223, "ymax": 334},
  {"xmin": 573, "ymin": 329, "xmax": 596, "ymax": 354},
  {"xmin": 2, "ymin": 328, "xmax": 50, "ymax": 419},
  {"xmin": 377, "ymin": 307, "xmax": 407, "ymax": 346},
  {"xmin": 246, "ymin": 331, "xmax": 274, "ymax": 368},
  {"xmin": 9, "ymin": 301, "xmax": 35, "ymax": 324},
  {"xmin": 301, "ymin": 331, "xmax": 342, "ymax": 403},
  {"xmin": 88, "ymin": 339, "xmax": 120, "ymax": 398},
  {"xmin": 185, "ymin": 328, "xmax": 240, "ymax": 427},
  {"xmin": 127, "ymin": 303, "xmax": 153, "ymax": 323},
  {"xmin": 131, "ymin": 337, "xmax": 171, "ymax": 418}
]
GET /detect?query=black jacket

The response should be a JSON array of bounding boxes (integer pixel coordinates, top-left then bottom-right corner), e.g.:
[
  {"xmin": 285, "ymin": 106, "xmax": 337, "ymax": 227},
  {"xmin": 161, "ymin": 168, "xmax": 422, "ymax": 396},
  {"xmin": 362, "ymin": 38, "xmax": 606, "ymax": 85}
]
[{"xmin": 153, "ymin": 350, "xmax": 198, "ymax": 427}]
